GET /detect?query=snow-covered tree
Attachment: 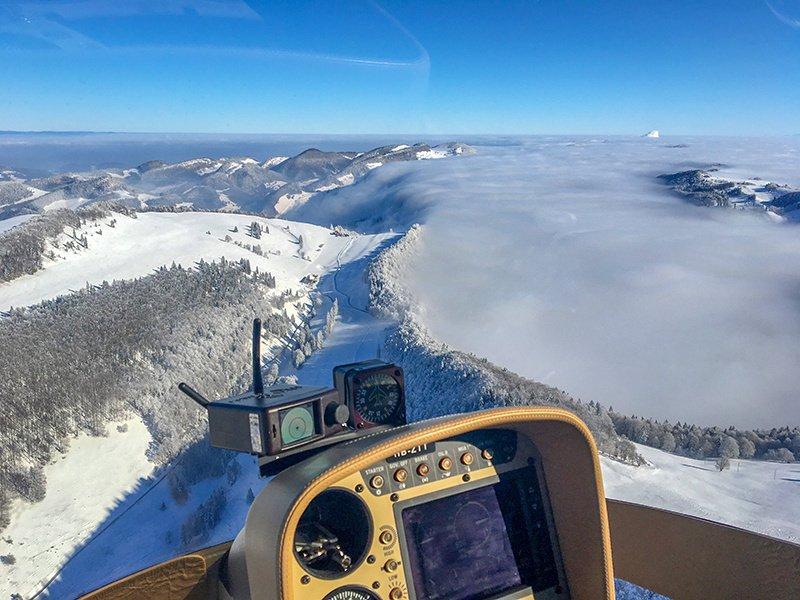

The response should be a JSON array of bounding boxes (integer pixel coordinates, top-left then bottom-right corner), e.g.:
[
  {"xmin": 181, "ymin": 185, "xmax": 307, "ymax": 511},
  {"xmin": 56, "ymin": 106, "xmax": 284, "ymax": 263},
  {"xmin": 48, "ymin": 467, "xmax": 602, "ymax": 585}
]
[
  {"xmin": 180, "ymin": 487, "xmax": 227, "ymax": 547},
  {"xmin": 718, "ymin": 435, "xmax": 740, "ymax": 459},
  {"xmin": 660, "ymin": 431, "xmax": 677, "ymax": 453},
  {"xmin": 764, "ymin": 448, "xmax": 795, "ymax": 463},
  {"xmin": 738, "ymin": 438, "xmax": 756, "ymax": 459},
  {"xmin": 293, "ymin": 349, "xmax": 306, "ymax": 367}
]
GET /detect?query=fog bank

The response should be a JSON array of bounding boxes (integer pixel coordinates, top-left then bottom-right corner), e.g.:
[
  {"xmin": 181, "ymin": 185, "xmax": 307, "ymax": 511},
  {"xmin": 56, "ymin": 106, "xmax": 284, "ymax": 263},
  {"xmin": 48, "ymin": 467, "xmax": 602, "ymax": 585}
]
[{"xmin": 332, "ymin": 136, "xmax": 800, "ymax": 427}]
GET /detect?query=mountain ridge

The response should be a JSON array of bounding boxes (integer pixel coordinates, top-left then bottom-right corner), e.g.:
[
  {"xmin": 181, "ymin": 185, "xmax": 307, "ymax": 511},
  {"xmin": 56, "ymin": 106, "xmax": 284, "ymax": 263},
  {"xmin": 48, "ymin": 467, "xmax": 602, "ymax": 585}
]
[{"xmin": 0, "ymin": 142, "xmax": 475, "ymax": 221}]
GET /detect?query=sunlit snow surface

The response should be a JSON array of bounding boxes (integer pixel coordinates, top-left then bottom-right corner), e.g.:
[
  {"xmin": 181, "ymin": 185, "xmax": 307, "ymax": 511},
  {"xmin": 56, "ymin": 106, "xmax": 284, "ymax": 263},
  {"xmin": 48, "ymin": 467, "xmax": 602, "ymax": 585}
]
[
  {"xmin": 0, "ymin": 418, "xmax": 153, "ymax": 597},
  {"xmin": 327, "ymin": 136, "xmax": 800, "ymax": 428},
  {"xmin": 0, "ymin": 214, "xmax": 34, "ymax": 234},
  {"xmin": 0, "ymin": 212, "xmax": 348, "ymax": 311},
  {"xmin": 603, "ymin": 444, "xmax": 800, "ymax": 544}
]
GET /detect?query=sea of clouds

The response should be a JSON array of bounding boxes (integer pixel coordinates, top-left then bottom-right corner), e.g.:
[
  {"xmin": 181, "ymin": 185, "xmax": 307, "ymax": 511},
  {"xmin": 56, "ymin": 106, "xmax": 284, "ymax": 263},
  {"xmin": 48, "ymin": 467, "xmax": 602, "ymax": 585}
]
[{"xmin": 315, "ymin": 136, "xmax": 800, "ymax": 428}]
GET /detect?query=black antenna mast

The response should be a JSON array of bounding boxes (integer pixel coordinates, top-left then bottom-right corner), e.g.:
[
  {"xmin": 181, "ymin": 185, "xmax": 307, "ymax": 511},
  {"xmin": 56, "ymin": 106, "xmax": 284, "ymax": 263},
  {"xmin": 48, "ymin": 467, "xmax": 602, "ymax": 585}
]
[
  {"xmin": 178, "ymin": 382, "xmax": 209, "ymax": 408},
  {"xmin": 252, "ymin": 318, "xmax": 264, "ymax": 396}
]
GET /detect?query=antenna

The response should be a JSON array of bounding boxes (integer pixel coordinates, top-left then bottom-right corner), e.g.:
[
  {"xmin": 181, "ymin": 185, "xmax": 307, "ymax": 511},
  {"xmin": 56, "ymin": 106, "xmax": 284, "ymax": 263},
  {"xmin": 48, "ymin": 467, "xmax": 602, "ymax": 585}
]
[
  {"xmin": 253, "ymin": 318, "xmax": 264, "ymax": 396},
  {"xmin": 178, "ymin": 382, "xmax": 210, "ymax": 408}
]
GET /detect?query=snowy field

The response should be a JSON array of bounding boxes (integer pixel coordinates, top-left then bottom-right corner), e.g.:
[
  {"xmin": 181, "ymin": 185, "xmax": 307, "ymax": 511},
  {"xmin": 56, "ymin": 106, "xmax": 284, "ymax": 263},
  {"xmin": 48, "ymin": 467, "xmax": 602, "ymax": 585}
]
[
  {"xmin": 602, "ymin": 444, "xmax": 800, "ymax": 544},
  {"xmin": 0, "ymin": 418, "xmax": 153, "ymax": 596},
  {"xmin": 0, "ymin": 214, "xmax": 33, "ymax": 234},
  {"xmin": 0, "ymin": 211, "xmax": 351, "ymax": 311}
]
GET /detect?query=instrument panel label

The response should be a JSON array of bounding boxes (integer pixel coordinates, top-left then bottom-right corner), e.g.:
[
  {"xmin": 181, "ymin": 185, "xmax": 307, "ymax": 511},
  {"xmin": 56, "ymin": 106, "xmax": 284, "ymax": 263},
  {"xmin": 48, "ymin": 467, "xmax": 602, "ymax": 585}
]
[{"xmin": 386, "ymin": 443, "xmax": 434, "ymax": 463}]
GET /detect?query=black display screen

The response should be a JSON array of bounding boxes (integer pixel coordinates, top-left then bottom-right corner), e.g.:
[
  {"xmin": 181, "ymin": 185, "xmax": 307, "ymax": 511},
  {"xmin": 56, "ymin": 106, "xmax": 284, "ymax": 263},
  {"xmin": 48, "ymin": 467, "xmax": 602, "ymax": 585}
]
[{"xmin": 400, "ymin": 467, "xmax": 559, "ymax": 600}]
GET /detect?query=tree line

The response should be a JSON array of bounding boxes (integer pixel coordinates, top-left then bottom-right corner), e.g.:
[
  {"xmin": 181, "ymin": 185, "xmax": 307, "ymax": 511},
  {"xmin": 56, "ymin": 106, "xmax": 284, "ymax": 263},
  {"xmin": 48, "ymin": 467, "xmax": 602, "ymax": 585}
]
[
  {"xmin": 0, "ymin": 203, "xmax": 135, "ymax": 284},
  {"xmin": 609, "ymin": 408, "xmax": 799, "ymax": 463}
]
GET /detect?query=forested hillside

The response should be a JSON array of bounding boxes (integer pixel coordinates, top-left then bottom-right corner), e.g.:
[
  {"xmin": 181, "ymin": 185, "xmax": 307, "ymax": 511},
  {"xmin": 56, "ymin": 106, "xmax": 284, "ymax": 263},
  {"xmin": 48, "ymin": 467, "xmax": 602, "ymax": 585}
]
[
  {"xmin": 0, "ymin": 259, "xmax": 298, "ymax": 530},
  {"xmin": 610, "ymin": 411, "xmax": 800, "ymax": 464}
]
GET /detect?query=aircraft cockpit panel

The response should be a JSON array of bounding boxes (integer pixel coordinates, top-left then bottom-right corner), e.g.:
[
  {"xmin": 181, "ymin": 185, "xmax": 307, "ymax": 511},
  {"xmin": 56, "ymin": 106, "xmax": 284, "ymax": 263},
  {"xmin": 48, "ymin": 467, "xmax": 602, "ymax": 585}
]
[
  {"xmin": 224, "ymin": 407, "xmax": 614, "ymax": 600},
  {"xmin": 289, "ymin": 430, "xmax": 568, "ymax": 600}
]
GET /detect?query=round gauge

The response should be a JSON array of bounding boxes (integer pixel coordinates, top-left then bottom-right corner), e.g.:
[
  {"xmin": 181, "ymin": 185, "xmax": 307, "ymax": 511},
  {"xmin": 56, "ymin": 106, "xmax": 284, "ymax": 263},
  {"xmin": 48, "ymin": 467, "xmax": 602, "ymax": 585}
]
[
  {"xmin": 295, "ymin": 489, "xmax": 371, "ymax": 579},
  {"xmin": 323, "ymin": 588, "xmax": 380, "ymax": 600},
  {"xmin": 280, "ymin": 405, "xmax": 315, "ymax": 446},
  {"xmin": 354, "ymin": 372, "xmax": 401, "ymax": 424}
]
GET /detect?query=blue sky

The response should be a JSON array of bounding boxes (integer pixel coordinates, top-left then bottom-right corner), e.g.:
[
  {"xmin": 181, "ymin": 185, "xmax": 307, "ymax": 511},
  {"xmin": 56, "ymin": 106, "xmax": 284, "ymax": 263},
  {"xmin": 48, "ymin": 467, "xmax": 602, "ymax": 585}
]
[{"xmin": 1, "ymin": 0, "xmax": 799, "ymax": 135}]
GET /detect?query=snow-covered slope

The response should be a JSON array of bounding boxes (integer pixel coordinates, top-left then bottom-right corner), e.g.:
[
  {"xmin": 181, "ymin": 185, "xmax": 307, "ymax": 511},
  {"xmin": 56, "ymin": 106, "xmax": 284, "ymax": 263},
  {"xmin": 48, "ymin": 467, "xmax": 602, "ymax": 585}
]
[
  {"xmin": 0, "ymin": 418, "xmax": 153, "ymax": 596},
  {"xmin": 602, "ymin": 443, "xmax": 800, "ymax": 544},
  {"xmin": 0, "ymin": 214, "xmax": 33, "ymax": 234},
  {"xmin": 0, "ymin": 211, "xmax": 347, "ymax": 311}
]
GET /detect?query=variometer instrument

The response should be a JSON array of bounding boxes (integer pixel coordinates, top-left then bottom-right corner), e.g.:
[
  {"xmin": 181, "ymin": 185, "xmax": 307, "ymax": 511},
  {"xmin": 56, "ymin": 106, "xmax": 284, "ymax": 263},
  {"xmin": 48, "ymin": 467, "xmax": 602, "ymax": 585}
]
[{"xmin": 334, "ymin": 359, "xmax": 406, "ymax": 428}]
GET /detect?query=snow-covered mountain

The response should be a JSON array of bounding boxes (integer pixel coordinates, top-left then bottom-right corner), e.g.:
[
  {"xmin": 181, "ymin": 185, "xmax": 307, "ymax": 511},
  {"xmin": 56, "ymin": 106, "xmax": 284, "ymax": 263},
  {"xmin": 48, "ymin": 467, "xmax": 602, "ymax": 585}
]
[
  {"xmin": 659, "ymin": 167, "xmax": 800, "ymax": 220},
  {"xmin": 0, "ymin": 142, "xmax": 474, "ymax": 221},
  {"xmin": 0, "ymin": 166, "xmax": 26, "ymax": 182}
]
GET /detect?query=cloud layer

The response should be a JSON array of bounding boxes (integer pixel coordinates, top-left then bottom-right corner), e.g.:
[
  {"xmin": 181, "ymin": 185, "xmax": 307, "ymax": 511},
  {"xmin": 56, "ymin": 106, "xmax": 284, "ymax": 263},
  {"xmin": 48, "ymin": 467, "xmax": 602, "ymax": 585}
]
[{"xmin": 328, "ymin": 136, "xmax": 800, "ymax": 427}]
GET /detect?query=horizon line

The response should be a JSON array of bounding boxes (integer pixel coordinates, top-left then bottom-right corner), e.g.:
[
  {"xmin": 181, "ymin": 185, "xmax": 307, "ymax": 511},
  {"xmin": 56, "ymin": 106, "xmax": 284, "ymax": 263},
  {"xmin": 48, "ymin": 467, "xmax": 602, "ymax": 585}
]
[{"xmin": 1, "ymin": 130, "xmax": 799, "ymax": 138}]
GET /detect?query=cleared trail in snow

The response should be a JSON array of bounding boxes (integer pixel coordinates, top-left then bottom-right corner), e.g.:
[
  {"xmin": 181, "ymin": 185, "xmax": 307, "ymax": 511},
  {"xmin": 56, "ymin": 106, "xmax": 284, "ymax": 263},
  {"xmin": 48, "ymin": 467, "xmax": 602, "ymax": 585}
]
[{"xmin": 279, "ymin": 233, "xmax": 397, "ymax": 387}]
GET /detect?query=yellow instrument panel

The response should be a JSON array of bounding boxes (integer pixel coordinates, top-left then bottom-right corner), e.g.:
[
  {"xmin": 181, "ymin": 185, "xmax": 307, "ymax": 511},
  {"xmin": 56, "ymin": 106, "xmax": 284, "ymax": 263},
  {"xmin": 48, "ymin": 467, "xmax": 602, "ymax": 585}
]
[
  {"xmin": 80, "ymin": 408, "xmax": 800, "ymax": 600},
  {"xmin": 228, "ymin": 407, "xmax": 615, "ymax": 600},
  {"xmin": 288, "ymin": 430, "xmax": 569, "ymax": 600}
]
